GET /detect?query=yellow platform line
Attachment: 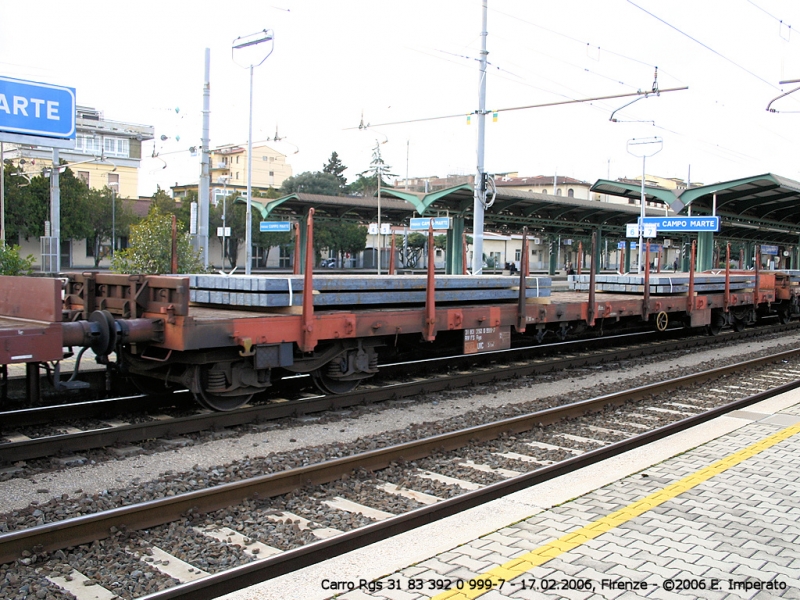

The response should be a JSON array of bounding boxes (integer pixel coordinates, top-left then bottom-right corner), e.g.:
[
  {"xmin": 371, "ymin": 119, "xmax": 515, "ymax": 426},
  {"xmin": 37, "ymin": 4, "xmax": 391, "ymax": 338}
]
[{"xmin": 430, "ymin": 421, "xmax": 800, "ymax": 600}]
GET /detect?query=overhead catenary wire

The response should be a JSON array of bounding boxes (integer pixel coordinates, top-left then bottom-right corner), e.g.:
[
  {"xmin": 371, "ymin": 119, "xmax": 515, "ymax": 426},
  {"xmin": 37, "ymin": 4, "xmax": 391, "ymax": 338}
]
[
  {"xmin": 627, "ymin": 0, "xmax": 780, "ymax": 91},
  {"xmin": 489, "ymin": 5, "xmax": 684, "ymax": 82},
  {"xmin": 344, "ymin": 86, "xmax": 687, "ymax": 131},
  {"xmin": 414, "ymin": 29, "xmax": 643, "ymax": 109},
  {"xmin": 746, "ymin": 0, "xmax": 793, "ymax": 38}
]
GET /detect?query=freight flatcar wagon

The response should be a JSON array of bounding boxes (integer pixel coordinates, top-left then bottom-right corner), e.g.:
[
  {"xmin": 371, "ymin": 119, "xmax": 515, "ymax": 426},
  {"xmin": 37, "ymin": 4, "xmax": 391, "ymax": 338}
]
[{"xmin": 0, "ymin": 227, "xmax": 796, "ymax": 411}]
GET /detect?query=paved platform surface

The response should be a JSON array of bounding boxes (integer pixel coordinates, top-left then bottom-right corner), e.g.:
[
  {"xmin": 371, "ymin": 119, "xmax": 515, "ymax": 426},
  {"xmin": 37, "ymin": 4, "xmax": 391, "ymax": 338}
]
[{"xmin": 227, "ymin": 390, "xmax": 800, "ymax": 600}]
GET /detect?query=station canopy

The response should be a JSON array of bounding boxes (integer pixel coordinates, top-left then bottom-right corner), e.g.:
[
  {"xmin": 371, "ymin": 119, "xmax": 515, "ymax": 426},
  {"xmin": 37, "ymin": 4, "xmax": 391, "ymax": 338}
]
[
  {"xmin": 245, "ymin": 191, "xmax": 416, "ymax": 224},
  {"xmin": 249, "ymin": 185, "xmax": 674, "ymax": 238},
  {"xmin": 591, "ymin": 173, "xmax": 800, "ymax": 244}
]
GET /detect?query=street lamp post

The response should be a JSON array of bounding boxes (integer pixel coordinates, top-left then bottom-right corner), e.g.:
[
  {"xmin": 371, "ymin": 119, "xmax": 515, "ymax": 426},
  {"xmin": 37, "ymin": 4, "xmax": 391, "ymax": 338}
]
[
  {"xmin": 232, "ymin": 29, "xmax": 274, "ymax": 276},
  {"xmin": 218, "ymin": 176, "xmax": 229, "ymax": 268},
  {"xmin": 627, "ymin": 137, "xmax": 662, "ymax": 273},
  {"xmin": 109, "ymin": 181, "xmax": 118, "ymax": 257}
]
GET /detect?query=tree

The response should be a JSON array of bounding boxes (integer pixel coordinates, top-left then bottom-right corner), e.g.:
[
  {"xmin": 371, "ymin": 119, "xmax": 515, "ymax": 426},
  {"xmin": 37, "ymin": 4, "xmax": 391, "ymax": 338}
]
[
  {"xmin": 314, "ymin": 221, "xmax": 367, "ymax": 264},
  {"xmin": 351, "ymin": 142, "xmax": 395, "ymax": 197},
  {"xmin": 84, "ymin": 187, "xmax": 138, "ymax": 267},
  {"xmin": 111, "ymin": 208, "xmax": 205, "ymax": 274},
  {"xmin": 346, "ymin": 173, "xmax": 378, "ymax": 198},
  {"xmin": 322, "ymin": 151, "xmax": 347, "ymax": 189},
  {"xmin": 150, "ymin": 186, "xmax": 178, "ymax": 215},
  {"xmin": 58, "ymin": 168, "xmax": 94, "ymax": 241},
  {"xmin": 2, "ymin": 162, "xmax": 43, "ymax": 244},
  {"xmin": 2, "ymin": 163, "xmax": 98, "ymax": 244},
  {"xmin": 279, "ymin": 171, "xmax": 341, "ymax": 196},
  {"xmin": 403, "ymin": 232, "xmax": 428, "ymax": 268},
  {"xmin": 255, "ymin": 230, "xmax": 293, "ymax": 268},
  {"xmin": 147, "ymin": 186, "xmax": 194, "ymax": 233}
]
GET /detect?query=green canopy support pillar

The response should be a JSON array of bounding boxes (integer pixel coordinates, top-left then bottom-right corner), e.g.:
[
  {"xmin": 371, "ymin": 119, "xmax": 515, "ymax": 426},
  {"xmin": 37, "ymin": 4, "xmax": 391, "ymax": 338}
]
[
  {"xmin": 548, "ymin": 237, "xmax": 557, "ymax": 276},
  {"xmin": 697, "ymin": 231, "xmax": 714, "ymax": 272},
  {"xmin": 681, "ymin": 237, "xmax": 691, "ymax": 272},
  {"xmin": 445, "ymin": 216, "xmax": 465, "ymax": 275},
  {"xmin": 593, "ymin": 227, "xmax": 603, "ymax": 272},
  {"xmin": 624, "ymin": 240, "xmax": 631, "ymax": 274}
]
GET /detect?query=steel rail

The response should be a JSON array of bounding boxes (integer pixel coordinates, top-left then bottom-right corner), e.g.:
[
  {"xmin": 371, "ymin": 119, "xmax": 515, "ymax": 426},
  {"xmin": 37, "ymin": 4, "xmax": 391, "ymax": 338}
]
[
  {"xmin": 1, "ymin": 323, "xmax": 797, "ymax": 463},
  {"xmin": 3, "ymin": 320, "xmax": 796, "ymax": 422},
  {"xmin": 144, "ymin": 377, "xmax": 800, "ymax": 600},
  {"xmin": 2, "ymin": 346, "xmax": 800, "ymax": 571}
]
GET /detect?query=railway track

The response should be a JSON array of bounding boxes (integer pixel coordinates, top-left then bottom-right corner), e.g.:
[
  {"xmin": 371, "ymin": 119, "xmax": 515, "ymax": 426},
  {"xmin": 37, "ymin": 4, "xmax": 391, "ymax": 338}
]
[
  {"xmin": 1, "ymin": 343, "xmax": 800, "ymax": 599},
  {"xmin": 1, "ymin": 323, "xmax": 797, "ymax": 468}
]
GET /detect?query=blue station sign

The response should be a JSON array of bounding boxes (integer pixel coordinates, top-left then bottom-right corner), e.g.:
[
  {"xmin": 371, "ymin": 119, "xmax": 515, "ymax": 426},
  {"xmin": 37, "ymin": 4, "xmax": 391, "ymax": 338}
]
[
  {"xmin": 0, "ymin": 76, "xmax": 76, "ymax": 139},
  {"xmin": 259, "ymin": 221, "xmax": 292, "ymax": 232},
  {"xmin": 761, "ymin": 245, "xmax": 779, "ymax": 256},
  {"xmin": 639, "ymin": 216, "xmax": 720, "ymax": 232},
  {"xmin": 618, "ymin": 242, "xmax": 661, "ymax": 252},
  {"xmin": 410, "ymin": 217, "xmax": 452, "ymax": 231}
]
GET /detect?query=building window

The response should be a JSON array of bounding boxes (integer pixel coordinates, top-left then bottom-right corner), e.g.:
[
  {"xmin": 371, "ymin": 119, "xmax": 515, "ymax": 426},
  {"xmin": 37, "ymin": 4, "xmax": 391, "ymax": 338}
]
[
  {"xmin": 515, "ymin": 249, "xmax": 521, "ymax": 261},
  {"xmin": 74, "ymin": 134, "xmax": 102, "ymax": 154},
  {"xmin": 77, "ymin": 171, "xmax": 90, "ymax": 186},
  {"xmin": 107, "ymin": 173, "xmax": 119, "ymax": 190},
  {"xmin": 542, "ymin": 189, "xmax": 548, "ymax": 194},
  {"xmin": 269, "ymin": 171, "xmax": 274, "ymax": 177},
  {"xmin": 568, "ymin": 188, "xmax": 575, "ymax": 197},
  {"xmin": 236, "ymin": 156, "xmax": 240, "ymax": 164},
  {"xmin": 556, "ymin": 188, "xmax": 563, "ymax": 196},
  {"xmin": 103, "ymin": 137, "xmax": 129, "ymax": 158},
  {"xmin": 235, "ymin": 172, "xmax": 239, "ymax": 180}
]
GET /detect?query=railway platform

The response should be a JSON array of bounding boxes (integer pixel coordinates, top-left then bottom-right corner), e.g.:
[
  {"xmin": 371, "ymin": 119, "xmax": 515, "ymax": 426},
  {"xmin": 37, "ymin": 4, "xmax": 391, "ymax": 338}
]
[{"xmin": 226, "ymin": 388, "xmax": 800, "ymax": 600}]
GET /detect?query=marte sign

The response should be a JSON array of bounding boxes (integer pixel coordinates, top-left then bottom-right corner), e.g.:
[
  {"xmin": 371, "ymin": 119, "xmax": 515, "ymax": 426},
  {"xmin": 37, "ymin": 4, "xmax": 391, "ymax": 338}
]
[{"xmin": 0, "ymin": 76, "xmax": 76, "ymax": 147}]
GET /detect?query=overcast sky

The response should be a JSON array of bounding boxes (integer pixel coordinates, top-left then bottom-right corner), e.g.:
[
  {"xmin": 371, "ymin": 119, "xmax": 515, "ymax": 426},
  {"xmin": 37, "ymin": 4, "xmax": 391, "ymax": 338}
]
[{"xmin": 3, "ymin": 0, "xmax": 800, "ymax": 197}]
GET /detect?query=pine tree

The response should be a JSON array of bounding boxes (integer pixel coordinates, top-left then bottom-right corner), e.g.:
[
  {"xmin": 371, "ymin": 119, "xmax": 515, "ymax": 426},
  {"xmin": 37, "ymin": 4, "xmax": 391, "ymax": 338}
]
[{"xmin": 322, "ymin": 151, "xmax": 347, "ymax": 189}]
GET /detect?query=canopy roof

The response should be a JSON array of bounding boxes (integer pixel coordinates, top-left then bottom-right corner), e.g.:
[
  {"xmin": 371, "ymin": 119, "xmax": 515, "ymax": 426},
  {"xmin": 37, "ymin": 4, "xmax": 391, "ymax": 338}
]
[
  {"xmin": 245, "ymin": 185, "xmax": 671, "ymax": 238},
  {"xmin": 592, "ymin": 174, "xmax": 800, "ymax": 244}
]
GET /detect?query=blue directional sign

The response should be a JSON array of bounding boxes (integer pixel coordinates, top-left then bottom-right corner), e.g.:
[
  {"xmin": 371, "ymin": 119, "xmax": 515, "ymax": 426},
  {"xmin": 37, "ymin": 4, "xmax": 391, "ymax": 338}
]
[
  {"xmin": 618, "ymin": 242, "xmax": 661, "ymax": 252},
  {"xmin": 410, "ymin": 217, "xmax": 452, "ymax": 231},
  {"xmin": 761, "ymin": 245, "xmax": 779, "ymax": 256},
  {"xmin": 639, "ymin": 216, "xmax": 720, "ymax": 232},
  {"xmin": 259, "ymin": 221, "xmax": 292, "ymax": 232},
  {"xmin": 0, "ymin": 76, "xmax": 76, "ymax": 139}
]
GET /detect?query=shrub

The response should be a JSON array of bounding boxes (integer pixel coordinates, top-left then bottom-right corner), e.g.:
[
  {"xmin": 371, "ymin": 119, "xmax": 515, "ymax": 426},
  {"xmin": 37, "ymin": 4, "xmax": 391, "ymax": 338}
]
[
  {"xmin": 0, "ymin": 244, "xmax": 35, "ymax": 276},
  {"xmin": 111, "ymin": 209, "xmax": 206, "ymax": 274}
]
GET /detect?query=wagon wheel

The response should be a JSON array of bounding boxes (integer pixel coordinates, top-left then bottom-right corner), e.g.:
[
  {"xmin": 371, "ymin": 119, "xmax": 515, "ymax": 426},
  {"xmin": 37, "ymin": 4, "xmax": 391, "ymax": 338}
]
[
  {"xmin": 655, "ymin": 311, "xmax": 669, "ymax": 332},
  {"xmin": 706, "ymin": 311, "xmax": 725, "ymax": 336},
  {"xmin": 192, "ymin": 365, "xmax": 253, "ymax": 412},
  {"xmin": 309, "ymin": 352, "xmax": 366, "ymax": 395},
  {"xmin": 731, "ymin": 307, "xmax": 749, "ymax": 332},
  {"xmin": 311, "ymin": 368, "xmax": 361, "ymax": 395}
]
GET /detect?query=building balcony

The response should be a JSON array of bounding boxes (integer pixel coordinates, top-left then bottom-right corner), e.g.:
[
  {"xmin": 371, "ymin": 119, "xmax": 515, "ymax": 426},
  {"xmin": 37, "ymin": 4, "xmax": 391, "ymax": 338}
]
[{"xmin": 211, "ymin": 163, "xmax": 230, "ymax": 171}]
